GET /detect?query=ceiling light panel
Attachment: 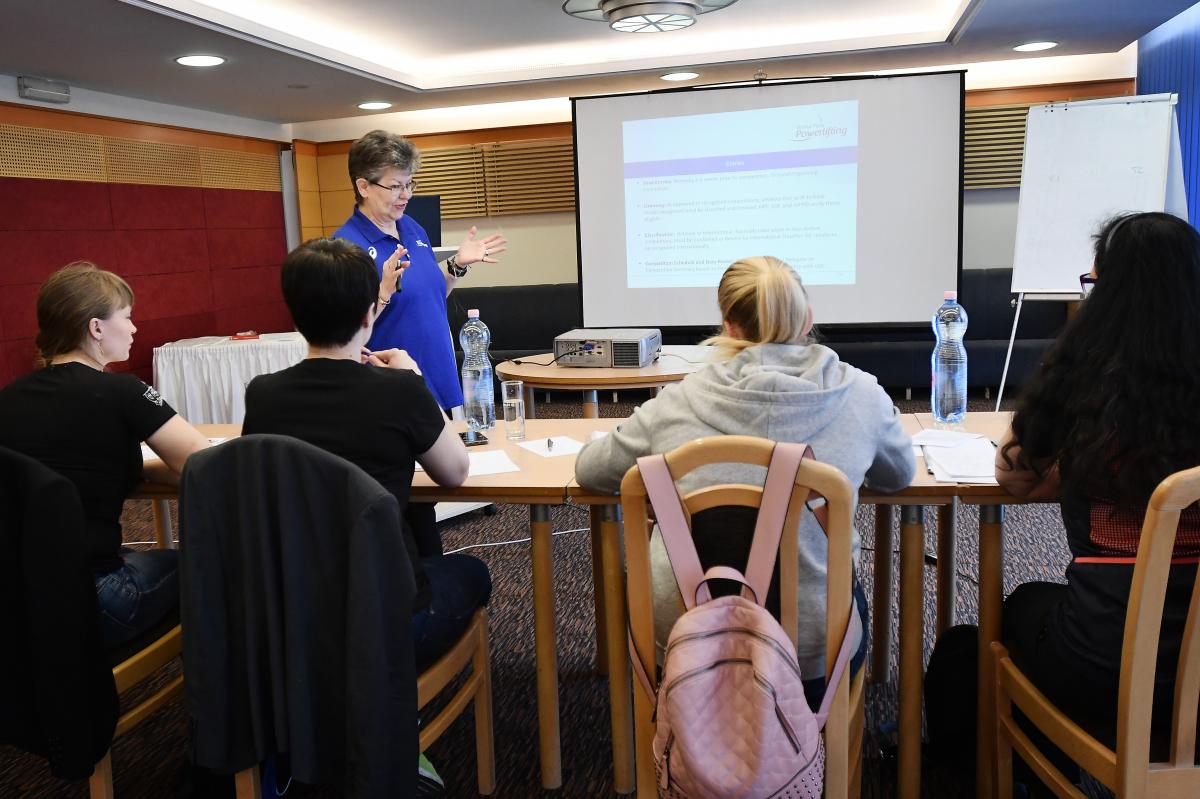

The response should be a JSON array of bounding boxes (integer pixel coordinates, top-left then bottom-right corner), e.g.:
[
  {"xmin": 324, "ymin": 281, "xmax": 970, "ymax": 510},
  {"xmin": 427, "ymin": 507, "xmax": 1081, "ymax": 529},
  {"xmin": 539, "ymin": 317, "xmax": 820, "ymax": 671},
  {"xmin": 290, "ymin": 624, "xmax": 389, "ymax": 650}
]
[{"xmin": 143, "ymin": 0, "xmax": 970, "ymax": 89}]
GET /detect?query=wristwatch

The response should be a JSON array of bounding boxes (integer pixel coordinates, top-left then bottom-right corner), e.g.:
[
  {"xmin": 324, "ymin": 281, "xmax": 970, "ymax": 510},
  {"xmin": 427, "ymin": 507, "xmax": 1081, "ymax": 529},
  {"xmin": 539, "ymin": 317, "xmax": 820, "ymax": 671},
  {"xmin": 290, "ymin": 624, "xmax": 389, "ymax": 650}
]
[{"xmin": 445, "ymin": 255, "xmax": 469, "ymax": 279}]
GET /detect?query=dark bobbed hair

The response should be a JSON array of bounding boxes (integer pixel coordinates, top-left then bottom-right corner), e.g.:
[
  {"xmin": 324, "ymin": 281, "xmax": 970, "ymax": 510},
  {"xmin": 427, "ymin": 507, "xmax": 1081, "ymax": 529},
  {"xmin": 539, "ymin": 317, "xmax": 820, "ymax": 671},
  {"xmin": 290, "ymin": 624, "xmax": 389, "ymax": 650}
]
[
  {"xmin": 347, "ymin": 130, "xmax": 420, "ymax": 204},
  {"xmin": 281, "ymin": 238, "xmax": 378, "ymax": 347},
  {"xmin": 1003, "ymin": 212, "xmax": 1200, "ymax": 505}
]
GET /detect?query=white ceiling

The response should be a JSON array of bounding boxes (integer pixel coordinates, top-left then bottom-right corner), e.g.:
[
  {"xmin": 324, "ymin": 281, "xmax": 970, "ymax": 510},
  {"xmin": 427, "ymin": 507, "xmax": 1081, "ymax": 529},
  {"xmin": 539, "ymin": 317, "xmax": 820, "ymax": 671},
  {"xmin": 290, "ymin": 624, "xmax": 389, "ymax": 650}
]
[{"xmin": 0, "ymin": 0, "xmax": 1192, "ymax": 125}]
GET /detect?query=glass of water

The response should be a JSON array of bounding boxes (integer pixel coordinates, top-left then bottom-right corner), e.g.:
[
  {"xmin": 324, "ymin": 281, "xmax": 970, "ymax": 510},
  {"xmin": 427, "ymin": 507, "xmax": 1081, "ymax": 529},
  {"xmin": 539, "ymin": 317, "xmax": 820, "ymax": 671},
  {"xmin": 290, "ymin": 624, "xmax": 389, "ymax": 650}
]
[{"xmin": 501, "ymin": 380, "xmax": 525, "ymax": 441}]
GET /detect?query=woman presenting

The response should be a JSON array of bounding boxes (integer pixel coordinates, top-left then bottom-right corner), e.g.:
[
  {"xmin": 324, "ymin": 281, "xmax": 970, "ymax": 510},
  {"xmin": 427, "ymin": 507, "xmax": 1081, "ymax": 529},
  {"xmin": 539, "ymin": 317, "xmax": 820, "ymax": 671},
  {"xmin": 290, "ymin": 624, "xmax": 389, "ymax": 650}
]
[{"xmin": 333, "ymin": 129, "xmax": 507, "ymax": 411}]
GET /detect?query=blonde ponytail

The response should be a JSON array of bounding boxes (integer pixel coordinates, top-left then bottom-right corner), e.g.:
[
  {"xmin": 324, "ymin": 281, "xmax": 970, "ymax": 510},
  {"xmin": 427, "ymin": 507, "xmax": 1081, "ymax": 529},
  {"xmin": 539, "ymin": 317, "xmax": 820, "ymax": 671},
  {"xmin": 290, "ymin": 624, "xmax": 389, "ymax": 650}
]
[{"xmin": 702, "ymin": 256, "xmax": 811, "ymax": 357}]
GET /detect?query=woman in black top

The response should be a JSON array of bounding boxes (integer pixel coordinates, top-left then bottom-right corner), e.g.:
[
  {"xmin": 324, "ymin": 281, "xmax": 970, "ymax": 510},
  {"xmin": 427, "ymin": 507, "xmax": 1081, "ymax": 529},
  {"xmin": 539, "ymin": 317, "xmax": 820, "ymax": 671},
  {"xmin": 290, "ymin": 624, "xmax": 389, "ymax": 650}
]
[
  {"xmin": 242, "ymin": 238, "xmax": 490, "ymax": 672},
  {"xmin": 0, "ymin": 263, "xmax": 209, "ymax": 649},
  {"xmin": 926, "ymin": 212, "xmax": 1200, "ymax": 782}
]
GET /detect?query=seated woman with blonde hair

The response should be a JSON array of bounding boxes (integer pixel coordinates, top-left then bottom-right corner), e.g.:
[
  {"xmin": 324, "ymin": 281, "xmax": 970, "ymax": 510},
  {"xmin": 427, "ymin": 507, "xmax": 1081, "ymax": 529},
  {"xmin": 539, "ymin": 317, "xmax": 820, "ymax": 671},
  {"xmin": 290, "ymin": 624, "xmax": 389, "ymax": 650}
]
[
  {"xmin": 575, "ymin": 255, "xmax": 914, "ymax": 702},
  {"xmin": 0, "ymin": 263, "xmax": 209, "ymax": 649}
]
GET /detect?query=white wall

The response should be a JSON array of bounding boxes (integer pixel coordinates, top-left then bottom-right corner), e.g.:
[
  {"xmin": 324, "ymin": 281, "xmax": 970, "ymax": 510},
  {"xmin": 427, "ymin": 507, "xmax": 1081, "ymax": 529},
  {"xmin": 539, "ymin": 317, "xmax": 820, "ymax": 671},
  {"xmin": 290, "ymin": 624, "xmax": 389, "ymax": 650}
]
[
  {"xmin": 441, "ymin": 212, "xmax": 578, "ymax": 287},
  {"xmin": 0, "ymin": 73, "xmax": 289, "ymax": 141}
]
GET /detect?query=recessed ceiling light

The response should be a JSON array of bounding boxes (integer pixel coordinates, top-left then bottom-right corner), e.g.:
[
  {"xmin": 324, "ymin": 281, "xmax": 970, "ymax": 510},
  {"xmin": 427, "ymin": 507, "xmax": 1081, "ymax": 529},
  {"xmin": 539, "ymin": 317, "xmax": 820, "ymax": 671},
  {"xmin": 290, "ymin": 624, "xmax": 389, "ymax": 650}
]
[
  {"xmin": 661, "ymin": 71, "xmax": 700, "ymax": 81},
  {"xmin": 175, "ymin": 54, "xmax": 225, "ymax": 67},
  {"xmin": 357, "ymin": 101, "xmax": 393, "ymax": 111},
  {"xmin": 1013, "ymin": 41, "xmax": 1057, "ymax": 53}
]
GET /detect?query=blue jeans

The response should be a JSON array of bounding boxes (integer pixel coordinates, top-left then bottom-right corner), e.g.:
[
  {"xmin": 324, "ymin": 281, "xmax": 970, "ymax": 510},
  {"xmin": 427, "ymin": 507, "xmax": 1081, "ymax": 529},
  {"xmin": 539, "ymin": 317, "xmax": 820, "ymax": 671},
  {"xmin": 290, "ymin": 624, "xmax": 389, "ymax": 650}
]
[
  {"xmin": 801, "ymin": 580, "xmax": 870, "ymax": 710},
  {"xmin": 411, "ymin": 554, "xmax": 492, "ymax": 672},
  {"xmin": 94, "ymin": 547, "xmax": 180, "ymax": 650}
]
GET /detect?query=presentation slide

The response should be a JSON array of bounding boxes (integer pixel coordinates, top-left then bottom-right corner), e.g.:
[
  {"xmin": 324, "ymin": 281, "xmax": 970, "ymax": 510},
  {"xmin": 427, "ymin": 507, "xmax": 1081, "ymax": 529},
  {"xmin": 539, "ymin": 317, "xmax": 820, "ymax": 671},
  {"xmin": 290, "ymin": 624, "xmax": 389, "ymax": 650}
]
[
  {"xmin": 623, "ymin": 101, "xmax": 859, "ymax": 289},
  {"xmin": 574, "ymin": 72, "xmax": 963, "ymax": 328}
]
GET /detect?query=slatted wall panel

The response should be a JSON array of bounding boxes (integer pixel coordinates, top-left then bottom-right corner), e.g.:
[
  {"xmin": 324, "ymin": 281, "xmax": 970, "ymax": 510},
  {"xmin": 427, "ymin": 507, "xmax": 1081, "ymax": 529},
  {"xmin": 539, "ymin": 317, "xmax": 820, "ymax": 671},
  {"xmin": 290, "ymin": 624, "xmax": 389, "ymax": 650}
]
[
  {"xmin": 963, "ymin": 104, "xmax": 1031, "ymax": 189},
  {"xmin": 482, "ymin": 138, "xmax": 575, "ymax": 215},
  {"xmin": 413, "ymin": 145, "xmax": 487, "ymax": 218}
]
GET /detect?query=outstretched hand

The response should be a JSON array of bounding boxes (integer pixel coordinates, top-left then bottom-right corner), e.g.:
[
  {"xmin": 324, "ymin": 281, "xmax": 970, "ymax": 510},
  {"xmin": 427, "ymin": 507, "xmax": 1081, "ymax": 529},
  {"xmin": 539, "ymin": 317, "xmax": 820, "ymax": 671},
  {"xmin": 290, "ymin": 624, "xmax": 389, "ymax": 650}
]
[{"xmin": 456, "ymin": 226, "xmax": 508, "ymax": 267}]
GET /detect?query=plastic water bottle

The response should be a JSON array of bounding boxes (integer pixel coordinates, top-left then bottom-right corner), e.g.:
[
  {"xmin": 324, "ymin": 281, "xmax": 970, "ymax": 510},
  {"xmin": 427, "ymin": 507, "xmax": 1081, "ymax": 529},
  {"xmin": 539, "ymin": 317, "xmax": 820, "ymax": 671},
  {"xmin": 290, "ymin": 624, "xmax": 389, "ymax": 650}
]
[
  {"xmin": 460, "ymin": 309, "xmax": 495, "ymax": 430},
  {"xmin": 931, "ymin": 291, "xmax": 968, "ymax": 425}
]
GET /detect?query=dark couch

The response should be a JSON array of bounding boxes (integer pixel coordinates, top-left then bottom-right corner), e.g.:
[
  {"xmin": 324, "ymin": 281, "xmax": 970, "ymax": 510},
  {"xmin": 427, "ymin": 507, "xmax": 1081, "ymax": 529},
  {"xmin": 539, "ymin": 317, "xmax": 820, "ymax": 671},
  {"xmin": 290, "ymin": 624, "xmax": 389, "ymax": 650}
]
[{"xmin": 445, "ymin": 269, "xmax": 1067, "ymax": 391}]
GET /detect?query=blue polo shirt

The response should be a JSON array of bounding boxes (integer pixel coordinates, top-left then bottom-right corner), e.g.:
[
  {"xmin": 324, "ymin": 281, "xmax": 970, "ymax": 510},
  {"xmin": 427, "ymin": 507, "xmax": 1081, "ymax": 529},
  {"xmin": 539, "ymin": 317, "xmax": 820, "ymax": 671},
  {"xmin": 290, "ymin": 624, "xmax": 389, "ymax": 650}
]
[{"xmin": 333, "ymin": 207, "xmax": 463, "ymax": 410}]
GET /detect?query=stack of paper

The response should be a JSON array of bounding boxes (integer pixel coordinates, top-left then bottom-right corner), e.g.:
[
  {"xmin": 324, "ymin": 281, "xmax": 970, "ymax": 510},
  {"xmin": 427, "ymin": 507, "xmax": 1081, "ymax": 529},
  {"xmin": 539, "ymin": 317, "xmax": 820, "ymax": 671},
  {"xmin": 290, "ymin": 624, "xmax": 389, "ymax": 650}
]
[{"xmin": 914, "ymin": 430, "xmax": 998, "ymax": 485}]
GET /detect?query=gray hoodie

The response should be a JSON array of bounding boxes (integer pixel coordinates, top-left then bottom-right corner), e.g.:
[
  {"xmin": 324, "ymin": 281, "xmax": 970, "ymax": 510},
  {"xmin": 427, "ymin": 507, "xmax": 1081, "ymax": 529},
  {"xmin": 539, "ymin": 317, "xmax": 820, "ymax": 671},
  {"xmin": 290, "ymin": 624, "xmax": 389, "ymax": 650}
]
[{"xmin": 575, "ymin": 341, "xmax": 915, "ymax": 674}]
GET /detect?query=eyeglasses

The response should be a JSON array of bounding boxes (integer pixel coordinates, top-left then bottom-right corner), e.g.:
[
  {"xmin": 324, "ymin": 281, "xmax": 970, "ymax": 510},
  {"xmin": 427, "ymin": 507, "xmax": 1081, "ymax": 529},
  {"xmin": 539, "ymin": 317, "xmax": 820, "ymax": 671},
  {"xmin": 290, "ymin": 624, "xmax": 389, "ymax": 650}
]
[
  {"xmin": 369, "ymin": 179, "xmax": 417, "ymax": 196},
  {"xmin": 1079, "ymin": 273, "xmax": 1096, "ymax": 297}
]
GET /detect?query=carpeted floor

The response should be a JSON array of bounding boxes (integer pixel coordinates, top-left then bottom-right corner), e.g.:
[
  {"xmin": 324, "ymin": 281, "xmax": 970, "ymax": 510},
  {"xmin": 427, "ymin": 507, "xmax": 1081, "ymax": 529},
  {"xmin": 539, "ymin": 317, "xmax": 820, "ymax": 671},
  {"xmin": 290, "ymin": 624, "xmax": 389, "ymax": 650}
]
[{"xmin": 0, "ymin": 391, "xmax": 1069, "ymax": 797}]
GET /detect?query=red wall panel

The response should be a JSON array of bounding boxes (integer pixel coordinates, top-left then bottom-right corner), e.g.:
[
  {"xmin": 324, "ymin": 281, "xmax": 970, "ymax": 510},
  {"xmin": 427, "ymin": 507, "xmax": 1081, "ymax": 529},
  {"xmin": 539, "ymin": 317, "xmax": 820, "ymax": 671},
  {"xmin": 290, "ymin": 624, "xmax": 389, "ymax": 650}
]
[
  {"xmin": 209, "ymin": 265, "xmax": 280, "ymax": 309},
  {"xmin": 0, "ymin": 177, "xmax": 113, "ymax": 230},
  {"xmin": 0, "ymin": 231, "xmax": 119, "ymax": 285},
  {"xmin": 113, "ymin": 229, "xmax": 210, "ymax": 276},
  {"xmin": 0, "ymin": 177, "xmax": 288, "ymax": 388},
  {"xmin": 206, "ymin": 228, "xmax": 287, "ymax": 271},
  {"xmin": 109, "ymin": 183, "xmax": 205, "ymax": 230},
  {"xmin": 203, "ymin": 188, "xmax": 284, "ymax": 229}
]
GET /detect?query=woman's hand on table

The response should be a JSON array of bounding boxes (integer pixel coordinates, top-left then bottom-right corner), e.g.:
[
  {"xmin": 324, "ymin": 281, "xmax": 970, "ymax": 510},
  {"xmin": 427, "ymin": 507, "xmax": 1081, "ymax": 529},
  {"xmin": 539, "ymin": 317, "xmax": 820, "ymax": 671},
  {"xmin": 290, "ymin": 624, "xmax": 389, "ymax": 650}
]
[
  {"xmin": 363, "ymin": 346, "xmax": 422, "ymax": 375},
  {"xmin": 456, "ymin": 226, "xmax": 507, "ymax": 267}
]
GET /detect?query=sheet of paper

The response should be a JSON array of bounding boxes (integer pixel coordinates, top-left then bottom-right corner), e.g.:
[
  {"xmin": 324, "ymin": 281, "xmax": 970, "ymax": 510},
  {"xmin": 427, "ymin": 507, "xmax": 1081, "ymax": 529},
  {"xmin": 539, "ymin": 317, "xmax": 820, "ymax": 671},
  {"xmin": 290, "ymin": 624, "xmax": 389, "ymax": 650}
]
[
  {"xmin": 518, "ymin": 436, "xmax": 583, "ymax": 458},
  {"xmin": 911, "ymin": 429, "xmax": 983, "ymax": 447},
  {"xmin": 923, "ymin": 438, "xmax": 999, "ymax": 482},
  {"xmin": 468, "ymin": 450, "xmax": 521, "ymax": 476}
]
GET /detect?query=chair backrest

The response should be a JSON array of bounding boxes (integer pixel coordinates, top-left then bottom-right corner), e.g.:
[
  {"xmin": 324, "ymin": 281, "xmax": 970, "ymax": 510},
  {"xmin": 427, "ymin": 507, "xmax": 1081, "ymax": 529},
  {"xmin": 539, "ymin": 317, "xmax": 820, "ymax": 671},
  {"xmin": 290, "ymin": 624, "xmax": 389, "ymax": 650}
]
[
  {"xmin": 619, "ymin": 433, "xmax": 857, "ymax": 720},
  {"xmin": 1117, "ymin": 464, "xmax": 1200, "ymax": 794},
  {"xmin": 0, "ymin": 446, "xmax": 117, "ymax": 780},
  {"xmin": 179, "ymin": 434, "xmax": 417, "ymax": 797}
]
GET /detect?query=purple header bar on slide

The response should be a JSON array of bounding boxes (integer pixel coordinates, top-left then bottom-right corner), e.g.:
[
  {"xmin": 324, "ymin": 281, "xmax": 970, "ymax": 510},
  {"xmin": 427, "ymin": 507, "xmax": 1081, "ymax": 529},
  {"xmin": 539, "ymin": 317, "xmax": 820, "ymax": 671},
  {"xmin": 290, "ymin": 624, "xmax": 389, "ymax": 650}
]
[{"xmin": 623, "ymin": 146, "xmax": 857, "ymax": 179}]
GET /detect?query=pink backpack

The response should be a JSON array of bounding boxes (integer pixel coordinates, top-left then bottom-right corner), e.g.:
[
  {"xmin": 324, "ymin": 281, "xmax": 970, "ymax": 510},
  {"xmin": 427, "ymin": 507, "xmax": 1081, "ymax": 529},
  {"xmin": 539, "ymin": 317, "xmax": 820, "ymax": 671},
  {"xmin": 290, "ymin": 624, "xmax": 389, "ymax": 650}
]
[{"xmin": 630, "ymin": 442, "xmax": 859, "ymax": 799}]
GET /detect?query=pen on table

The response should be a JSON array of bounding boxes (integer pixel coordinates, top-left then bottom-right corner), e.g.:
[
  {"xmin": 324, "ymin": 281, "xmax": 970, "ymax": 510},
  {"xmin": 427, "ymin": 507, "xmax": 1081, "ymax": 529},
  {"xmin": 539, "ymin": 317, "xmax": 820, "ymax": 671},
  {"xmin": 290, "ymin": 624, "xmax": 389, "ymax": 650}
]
[{"xmin": 547, "ymin": 437, "xmax": 554, "ymax": 451}]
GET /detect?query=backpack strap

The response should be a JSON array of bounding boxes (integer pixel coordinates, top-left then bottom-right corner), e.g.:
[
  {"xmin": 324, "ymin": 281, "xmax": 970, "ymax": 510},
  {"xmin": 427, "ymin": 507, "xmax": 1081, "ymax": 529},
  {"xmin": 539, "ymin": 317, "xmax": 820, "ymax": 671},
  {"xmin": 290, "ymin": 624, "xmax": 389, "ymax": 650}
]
[
  {"xmin": 638, "ymin": 454, "xmax": 712, "ymax": 608},
  {"xmin": 814, "ymin": 608, "xmax": 863, "ymax": 729},
  {"xmin": 743, "ymin": 442, "xmax": 823, "ymax": 605}
]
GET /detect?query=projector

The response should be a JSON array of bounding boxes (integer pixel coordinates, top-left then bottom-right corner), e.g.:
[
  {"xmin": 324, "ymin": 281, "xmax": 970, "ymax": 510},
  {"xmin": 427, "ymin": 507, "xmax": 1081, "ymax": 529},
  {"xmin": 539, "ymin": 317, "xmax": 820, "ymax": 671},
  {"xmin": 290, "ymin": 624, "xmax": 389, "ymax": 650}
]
[{"xmin": 554, "ymin": 328, "xmax": 661, "ymax": 368}]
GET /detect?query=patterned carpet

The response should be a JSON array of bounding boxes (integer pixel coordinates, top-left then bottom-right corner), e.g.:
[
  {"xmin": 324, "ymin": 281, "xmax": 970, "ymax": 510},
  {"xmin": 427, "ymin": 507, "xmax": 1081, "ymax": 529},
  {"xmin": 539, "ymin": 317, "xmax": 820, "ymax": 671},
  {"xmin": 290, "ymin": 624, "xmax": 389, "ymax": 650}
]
[{"xmin": 0, "ymin": 391, "xmax": 1070, "ymax": 797}]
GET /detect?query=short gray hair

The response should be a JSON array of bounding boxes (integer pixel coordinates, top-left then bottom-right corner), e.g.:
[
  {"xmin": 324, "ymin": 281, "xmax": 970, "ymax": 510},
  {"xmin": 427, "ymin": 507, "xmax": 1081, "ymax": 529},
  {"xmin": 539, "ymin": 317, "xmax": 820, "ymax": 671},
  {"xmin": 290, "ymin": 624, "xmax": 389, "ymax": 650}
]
[{"xmin": 347, "ymin": 130, "xmax": 422, "ymax": 204}]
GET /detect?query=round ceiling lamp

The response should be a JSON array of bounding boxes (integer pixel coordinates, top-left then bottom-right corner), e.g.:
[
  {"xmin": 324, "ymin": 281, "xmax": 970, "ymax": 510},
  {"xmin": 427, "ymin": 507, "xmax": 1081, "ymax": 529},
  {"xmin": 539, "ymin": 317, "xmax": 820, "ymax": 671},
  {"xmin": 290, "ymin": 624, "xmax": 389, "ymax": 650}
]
[{"xmin": 563, "ymin": 0, "xmax": 738, "ymax": 33}]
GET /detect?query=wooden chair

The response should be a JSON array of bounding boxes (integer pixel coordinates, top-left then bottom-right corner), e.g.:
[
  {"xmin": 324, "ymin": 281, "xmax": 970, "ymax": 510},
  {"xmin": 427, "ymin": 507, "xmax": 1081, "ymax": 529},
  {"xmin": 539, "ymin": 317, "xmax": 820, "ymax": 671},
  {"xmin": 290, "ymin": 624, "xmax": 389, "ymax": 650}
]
[
  {"xmin": 233, "ymin": 609, "xmax": 495, "ymax": 798},
  {"xmin": 620, "ymin": 434, "xmax": 865, "ymax": 798},
  {"xmin": 88, "ymin": 619, "xmax": 184, "ymax": 798},
  {"xmin": 416, "ymin": 607, "xmax": 496, "ymax": 795},
  {"xmin": 993, "ymin": 463, "xmax": 1200, "ymax": 798}
]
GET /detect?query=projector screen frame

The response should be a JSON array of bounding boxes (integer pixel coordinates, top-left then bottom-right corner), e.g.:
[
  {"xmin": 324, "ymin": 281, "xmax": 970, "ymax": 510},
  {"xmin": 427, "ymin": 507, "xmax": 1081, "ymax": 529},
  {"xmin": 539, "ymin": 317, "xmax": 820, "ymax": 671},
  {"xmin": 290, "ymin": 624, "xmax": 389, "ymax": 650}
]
[{"xmin": 570, "ymin": 70, "xmax": 966, "ymax": 337}]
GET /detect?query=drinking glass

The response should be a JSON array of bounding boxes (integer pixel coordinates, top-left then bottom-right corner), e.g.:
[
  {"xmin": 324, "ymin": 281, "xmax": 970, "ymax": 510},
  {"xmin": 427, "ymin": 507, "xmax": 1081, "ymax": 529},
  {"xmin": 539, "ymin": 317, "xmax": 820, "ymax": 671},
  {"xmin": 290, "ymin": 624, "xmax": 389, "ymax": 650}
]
[{"xmin": 501, "ymin": 380, "xmax": 526, "ymax": 441}]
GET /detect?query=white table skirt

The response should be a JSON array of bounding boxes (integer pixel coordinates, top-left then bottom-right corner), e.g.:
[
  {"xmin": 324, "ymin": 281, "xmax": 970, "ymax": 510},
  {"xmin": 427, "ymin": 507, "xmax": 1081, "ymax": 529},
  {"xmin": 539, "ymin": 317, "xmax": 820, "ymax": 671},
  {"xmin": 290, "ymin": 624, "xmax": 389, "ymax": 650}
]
[{"xmin": 153, "ymin": 332, "xmax": 307, "ymax": 424}]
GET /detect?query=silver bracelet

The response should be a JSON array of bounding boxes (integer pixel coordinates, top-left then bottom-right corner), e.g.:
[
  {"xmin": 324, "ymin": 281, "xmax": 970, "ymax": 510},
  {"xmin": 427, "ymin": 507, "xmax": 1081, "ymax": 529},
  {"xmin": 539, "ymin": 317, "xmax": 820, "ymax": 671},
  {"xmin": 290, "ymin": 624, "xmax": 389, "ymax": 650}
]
[{"xmin": 446, "ymin": 255, "xmax": 469, "ymax": 279}]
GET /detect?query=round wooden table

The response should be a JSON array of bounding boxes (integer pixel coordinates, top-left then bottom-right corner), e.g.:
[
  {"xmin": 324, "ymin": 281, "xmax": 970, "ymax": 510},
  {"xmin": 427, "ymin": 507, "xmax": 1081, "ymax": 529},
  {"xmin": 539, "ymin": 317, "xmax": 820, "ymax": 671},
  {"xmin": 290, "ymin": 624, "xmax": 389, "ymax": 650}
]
[{"xmin": 495, "ymin": 344, "xmax": 710, "ymax": 418}]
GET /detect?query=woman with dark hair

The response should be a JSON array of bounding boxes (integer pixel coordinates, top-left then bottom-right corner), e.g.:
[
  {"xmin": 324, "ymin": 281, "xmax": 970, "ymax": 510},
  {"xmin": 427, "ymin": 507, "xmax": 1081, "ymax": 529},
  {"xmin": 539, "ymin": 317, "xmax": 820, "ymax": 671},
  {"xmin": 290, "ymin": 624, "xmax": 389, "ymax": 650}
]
[
  {"xmin": 926, "ymin": 212, "xmax": 1200, "ymax": 782},
  {"xmin": 242, "ymin": 238, "xmax": 490, "ymax": 672},
  {"xmin": 0, "ymin": 262, "xmax": 210, "ymax": 649}
]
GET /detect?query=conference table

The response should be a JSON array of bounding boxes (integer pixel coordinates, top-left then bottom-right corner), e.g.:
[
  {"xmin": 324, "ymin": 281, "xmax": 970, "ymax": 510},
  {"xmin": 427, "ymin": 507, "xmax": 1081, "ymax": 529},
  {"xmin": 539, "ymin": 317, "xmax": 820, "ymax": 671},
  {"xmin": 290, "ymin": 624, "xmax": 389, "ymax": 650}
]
[
  {"xmin": 136, "ymin": 412, "xmax": 1020, "ymax": 798},
  {"xmin": 495, "ymin": 344, "xmax": 710, "ymax": 419}
]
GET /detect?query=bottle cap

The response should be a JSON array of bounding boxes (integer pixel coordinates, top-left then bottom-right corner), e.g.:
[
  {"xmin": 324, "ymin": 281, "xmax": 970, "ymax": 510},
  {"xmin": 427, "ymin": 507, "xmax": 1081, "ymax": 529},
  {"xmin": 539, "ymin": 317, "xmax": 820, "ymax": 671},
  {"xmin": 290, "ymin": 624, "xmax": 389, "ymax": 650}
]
[
  {"xmin": 943, "ymin": 291, "xmax": 957, "ymax": 301},
  {"xmin": 467, "ymin": 309, "xmax": 480, "ymax": 318}
]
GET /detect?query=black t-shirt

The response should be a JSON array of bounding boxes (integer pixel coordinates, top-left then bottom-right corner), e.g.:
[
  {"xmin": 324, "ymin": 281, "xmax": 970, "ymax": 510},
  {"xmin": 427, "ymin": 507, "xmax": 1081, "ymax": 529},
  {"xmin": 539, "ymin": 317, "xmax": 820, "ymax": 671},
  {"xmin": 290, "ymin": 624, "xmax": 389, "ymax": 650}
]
[
  {"xmin": 242, "ymin": 358, "xmax": 445, "ymax": 609},
  {"xmin": 0, "ymin": 363, "xmax": 177, "ymax": 573},
  {"xmin": 1055, "ymin": 490, "xmax": 1200, "ymax": 687}
]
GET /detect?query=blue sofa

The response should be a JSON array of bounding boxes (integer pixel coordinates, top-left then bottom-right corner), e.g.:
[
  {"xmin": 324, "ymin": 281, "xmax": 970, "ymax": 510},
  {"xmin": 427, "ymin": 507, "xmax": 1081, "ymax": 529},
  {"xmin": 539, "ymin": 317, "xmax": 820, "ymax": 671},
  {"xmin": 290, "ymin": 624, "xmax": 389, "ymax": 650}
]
[{"xmin": 446, "ymin": 268, "xmax": 1067, "ymax": 391}]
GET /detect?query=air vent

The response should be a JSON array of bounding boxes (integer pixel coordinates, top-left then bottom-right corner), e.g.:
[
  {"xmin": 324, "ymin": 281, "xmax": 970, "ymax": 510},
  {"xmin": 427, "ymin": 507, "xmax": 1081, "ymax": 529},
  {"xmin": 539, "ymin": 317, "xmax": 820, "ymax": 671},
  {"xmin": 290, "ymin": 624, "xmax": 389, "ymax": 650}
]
[{"xmin": 612, "ymin": 342, "xmax": 640, "ymax": 367}]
